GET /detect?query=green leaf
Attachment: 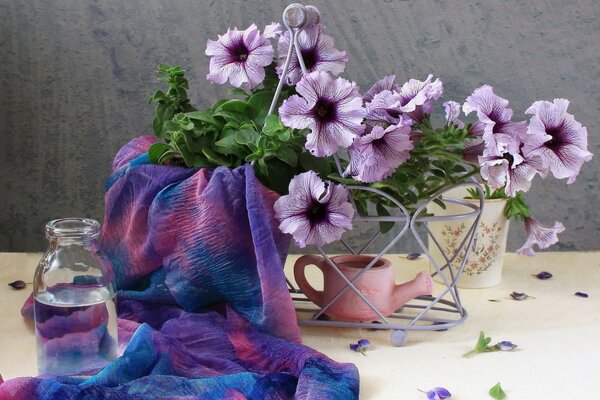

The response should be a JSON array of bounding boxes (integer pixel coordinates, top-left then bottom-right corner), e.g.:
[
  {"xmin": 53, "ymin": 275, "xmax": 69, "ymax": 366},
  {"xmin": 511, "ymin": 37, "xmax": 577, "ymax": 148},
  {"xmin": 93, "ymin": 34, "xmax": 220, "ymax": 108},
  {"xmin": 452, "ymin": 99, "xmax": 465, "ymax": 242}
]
[
  {"xmin": 235, "ymin": 129, "xmax": 259, "ymax": 145},
  {"xmin": 186, "ymin": 110, "xmax": 221, "ymax": 128},
  {"xmin": 299, "ymin": 152, "xmax": 332, "ymax": 177},
  {"xmin": 216, "ymin": 99, "xmax": 248, "ymax": 114},
  {"xmin": 376, "ymin": 203, "xmax": 394, "ymax": 234},
  {"xmin": 247, "ymin": 91, "xmax": 274, "ymax": 125},
  {"xmin": 275, "ymin": 147, "xmax": 298, "ymax": 167},
  {"xmin": 433, "ymin": 196, "xmax": 446, "ymax": 210},
  {"xmin": 463, "ymin": 331, "xmax": 495, "ymax": 358},
  {"xmin": 215, "ymin": 135, "xmax": 248, "ymax": 158},
  {"xmin": 229, "ymin": 88, "xmax": 248, "ymax": 96},
  {"xmin": 202, "ymin": 148, "xmax": 232, "ymax": 167},
  {"xmin": 211, "ymin": 99, "xmax": 228, "ymax": 112},
  {"xmin": 278, "ymin": 128, "xmax": 292, "ymax": 141},
  {"xmin": 213, "ymin": 110, "xmax": 248, "ymax": 123},
  {"xmin": 327, "ymin": 174, "xmax": 357, "ymax": 185},
  {"xmin": 489, "ymin": 382, "xmax": 506, "ymax": 399},
  {"xmin": 263, "ymin": 114, "xmax": 284, "ymax": 134},
  {"xmin": 148, "ymin": 142, "xmax": 170, "ymax": 164}
]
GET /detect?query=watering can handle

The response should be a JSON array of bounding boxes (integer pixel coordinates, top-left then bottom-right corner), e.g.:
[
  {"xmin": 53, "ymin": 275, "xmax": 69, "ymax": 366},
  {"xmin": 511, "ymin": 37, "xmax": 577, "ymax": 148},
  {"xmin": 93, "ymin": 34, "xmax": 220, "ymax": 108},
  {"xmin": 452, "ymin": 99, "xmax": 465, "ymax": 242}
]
[{"xmin": 293, "ymin": 254, "xmax": 325, "ymax": 307}]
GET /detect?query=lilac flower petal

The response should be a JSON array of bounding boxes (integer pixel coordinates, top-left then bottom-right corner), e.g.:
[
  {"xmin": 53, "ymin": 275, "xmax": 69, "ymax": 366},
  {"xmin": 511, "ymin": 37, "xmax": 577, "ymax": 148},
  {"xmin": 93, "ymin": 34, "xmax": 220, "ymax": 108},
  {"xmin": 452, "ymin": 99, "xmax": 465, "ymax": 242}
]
[
  {"xmin": 510, "ymin": 292, "xmax": 528, "ymax": 301},
  {"xmin": 407, "ymin": 253, "xmax": 421, "ymax": 260},
  {"xmin": 205, "ymin": 24, "xmax": 274, "ymax": 89},
  {"xmin": 496, "ymin": 341, "xmax": 518, "ymax": 351},
  {"xmin": 363, "ymin": 75, "xmax": 398, "ymax": 103},
  {"xmin": 279, "ymin": 71, "xmax": 366, "ymax": 157},
  {"xmin": 396, "ymin": 74, "xmax": 443, "ymax": 113},
  {"xmin": 443, "ymin": 101, "xmax": 464, "ymax": 127},
  {"xmin": 427, "ymin": 387, "xmax": 452, "ymax": 400},
  {"xmin": 517, "ymin": 218, "xmax": 565, "ymax": 256},
  {"xmin": 263, "ymin": 22, "xmax": 282, "ymax": 39},
  {"xmin": 365, "ymin": 90, "xmax": 403, "ymax": 124},
  {"xmin": 575, "ymin": 292, "xmax": 589, "ymax": 298},
  {"xmin": 523, "ymin": 98, "xmax": 593, "ymax": 183},
  {"xmin": 276, "ymin": 24, "xmax": 348, "ymax": 85},
  {"xmin": 346, "ymin": 122, "xmax": 413, "ymax": 183},
  {"xmin": 274, "ymin": 171, "xmax": 354, "ymax": 248}
]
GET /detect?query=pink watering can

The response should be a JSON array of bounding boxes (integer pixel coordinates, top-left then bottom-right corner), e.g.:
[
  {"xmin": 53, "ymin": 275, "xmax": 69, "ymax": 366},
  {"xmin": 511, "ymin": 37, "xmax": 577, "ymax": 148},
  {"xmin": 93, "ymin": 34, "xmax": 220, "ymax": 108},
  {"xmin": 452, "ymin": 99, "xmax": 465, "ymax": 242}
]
[{"xmin": 294, "ymin": 254, "xmax": 433, "ymax": 321}]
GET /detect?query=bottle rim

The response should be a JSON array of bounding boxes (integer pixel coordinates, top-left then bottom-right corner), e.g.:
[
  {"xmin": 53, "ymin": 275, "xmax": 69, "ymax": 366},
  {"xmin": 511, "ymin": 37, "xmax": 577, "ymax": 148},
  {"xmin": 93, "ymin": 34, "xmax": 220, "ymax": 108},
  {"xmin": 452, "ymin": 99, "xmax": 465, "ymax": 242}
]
[{"xmin": 46, "ymin": 218, "xmax": 100, "ymax": 239}]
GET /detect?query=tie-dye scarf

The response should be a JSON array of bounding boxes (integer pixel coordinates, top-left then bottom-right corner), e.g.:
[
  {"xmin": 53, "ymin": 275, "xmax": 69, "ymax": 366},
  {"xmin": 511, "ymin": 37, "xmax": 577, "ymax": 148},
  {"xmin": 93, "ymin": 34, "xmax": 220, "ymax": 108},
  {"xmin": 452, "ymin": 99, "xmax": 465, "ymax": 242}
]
[{"xmin": 0, "ymin": 136, "xmax": 359, "ymax": 399}]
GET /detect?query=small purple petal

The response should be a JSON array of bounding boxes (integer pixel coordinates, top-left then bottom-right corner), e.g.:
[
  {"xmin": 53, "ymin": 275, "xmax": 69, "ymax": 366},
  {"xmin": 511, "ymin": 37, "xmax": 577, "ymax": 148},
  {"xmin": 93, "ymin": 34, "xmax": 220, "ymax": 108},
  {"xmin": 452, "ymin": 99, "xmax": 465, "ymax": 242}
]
[
  {"xmin": 533, "ymin": 271, "xmax": 553, "ymax": 280},
  {"xmin": 357, "ymin": 339, "xmax": 371, "ymax": 348},
  {"xmin": 263, "ymin": 22, "xmax": 282, "ymax": 39},
  {"xmin": 575, "ymin": 292, "xmax": 589, "ymax": 298},
  {"xmin": 495, "ymin": 341, "xmax": 518, "ymax": 351},
  {"xmin": 363, "ymin": 75, "xmax": 398, "ymax": 104},
  {"xmin": 443, "ymin": 101, "xmax": 463, "ymax": 127},
  {"xmin": 427, "ymin": 387, "xmax": 452, "ymax": 400},
  {"xmin": 407, "ymin": 253, "xmax": 421, "ymax": 260},
  {"xmin": 510, "ymin": 292, "xmax": 528, "ymax": 301},
  {"xmin": 349, "ymin": 343, "xmax": 360, "ymax": 351},
  {"xmin": 396, "ymin": 74, "xmax": 443, "ymax": 114}
]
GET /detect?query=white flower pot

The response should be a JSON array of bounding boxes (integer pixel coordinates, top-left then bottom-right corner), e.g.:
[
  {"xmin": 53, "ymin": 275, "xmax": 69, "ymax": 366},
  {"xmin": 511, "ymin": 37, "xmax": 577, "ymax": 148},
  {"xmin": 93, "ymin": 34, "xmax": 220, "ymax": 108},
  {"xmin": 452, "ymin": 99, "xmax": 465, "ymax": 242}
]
[{"xmin": 428, "ymin": 188, "xmax": 509, "ymax": 289}]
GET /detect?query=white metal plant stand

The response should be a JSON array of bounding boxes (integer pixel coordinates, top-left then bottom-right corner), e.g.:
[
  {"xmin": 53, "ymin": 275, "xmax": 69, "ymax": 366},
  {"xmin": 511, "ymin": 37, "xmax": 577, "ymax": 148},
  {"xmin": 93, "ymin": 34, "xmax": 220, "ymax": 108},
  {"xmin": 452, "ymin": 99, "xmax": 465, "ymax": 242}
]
[{"xmin": 272, "ymin": 3, "xmax": 485, "ymax": 345}]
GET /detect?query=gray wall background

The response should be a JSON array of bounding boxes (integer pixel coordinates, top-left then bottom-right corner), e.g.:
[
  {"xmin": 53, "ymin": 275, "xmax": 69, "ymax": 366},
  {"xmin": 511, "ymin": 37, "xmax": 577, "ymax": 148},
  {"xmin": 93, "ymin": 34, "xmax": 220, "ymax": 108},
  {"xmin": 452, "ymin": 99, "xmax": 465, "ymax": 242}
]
[{"xmin": 1, "ymin": 0, "xmax": 599, "ymax": 253}]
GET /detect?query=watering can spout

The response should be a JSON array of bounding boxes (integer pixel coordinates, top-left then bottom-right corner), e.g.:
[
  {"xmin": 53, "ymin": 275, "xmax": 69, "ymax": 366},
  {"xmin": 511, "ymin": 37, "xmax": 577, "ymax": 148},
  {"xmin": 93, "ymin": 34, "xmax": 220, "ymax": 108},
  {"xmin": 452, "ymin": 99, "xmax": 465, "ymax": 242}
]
[{"xmin": 392, "ymin": 271, "xmax": 433, "ymax": 311}]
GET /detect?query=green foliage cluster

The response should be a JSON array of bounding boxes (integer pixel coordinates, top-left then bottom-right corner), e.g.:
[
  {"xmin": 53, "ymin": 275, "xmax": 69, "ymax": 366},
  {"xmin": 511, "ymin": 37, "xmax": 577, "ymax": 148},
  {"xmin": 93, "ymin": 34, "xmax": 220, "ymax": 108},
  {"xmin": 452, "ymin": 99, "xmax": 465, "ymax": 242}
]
[
  {"xmin": 147, "ymin": 64, "xmax": 330, "ymax": 195},
  {"xmin": 329, "ymin": 116, "xmax": 479, "ymax": 231}
]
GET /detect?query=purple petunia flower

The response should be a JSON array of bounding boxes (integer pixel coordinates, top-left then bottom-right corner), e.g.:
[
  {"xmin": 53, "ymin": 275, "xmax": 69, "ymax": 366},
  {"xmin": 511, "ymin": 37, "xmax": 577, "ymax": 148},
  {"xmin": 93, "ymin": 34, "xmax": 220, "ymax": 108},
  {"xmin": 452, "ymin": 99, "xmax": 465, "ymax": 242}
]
[
  {"xmin": 517, "ymin": 217, "xmax": 565, "ymax": 256},
  {"xmin": 279, "ymin": 71, "xmax": 366, "ymax": 157},
  {"xmin": 346, "ymin": 122, "xmax": 413, "ymax": 183},
  {"xmin": 363, "ymin": 75, "xmax": 398, "ymax": 104},
  {"xmin": 394, "ymin": 74, "xmax": 443, "ymax": 122},
  {"xmin": 522, "ymin": 98, "xmax": 592, "ymax": 184},
  {"xmin": 205, "ymin": 24, "xmax": 274, "ymax": 89},
  {"xmin": 274, "ymin": 171, "xmax": 354, "ymax": 248},
  {"xmin": 479, "ymin": 149, "xmax": 539, "ymax": 197},
  {"xmin": 276, "ymin": 24, "xmax": 348, "ymax": 85},
  {"xmin": 463, "ymin": 85, "xmax": 526, "ymax": 156}
]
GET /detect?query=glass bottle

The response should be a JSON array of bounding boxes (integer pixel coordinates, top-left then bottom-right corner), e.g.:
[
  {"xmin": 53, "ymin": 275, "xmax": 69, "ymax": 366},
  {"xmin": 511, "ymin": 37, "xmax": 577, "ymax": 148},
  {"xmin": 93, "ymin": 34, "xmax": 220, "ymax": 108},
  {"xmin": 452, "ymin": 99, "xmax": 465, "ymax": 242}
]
[{"xmin": 33, "ymin": 218, "xmax": 118, "ymax": 376}]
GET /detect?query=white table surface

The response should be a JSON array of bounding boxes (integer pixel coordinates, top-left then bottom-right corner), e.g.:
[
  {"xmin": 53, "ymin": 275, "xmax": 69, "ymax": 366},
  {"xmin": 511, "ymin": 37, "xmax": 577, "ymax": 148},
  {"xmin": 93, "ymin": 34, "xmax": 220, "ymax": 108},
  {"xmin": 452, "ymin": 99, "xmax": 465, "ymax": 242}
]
[{"xmin": 1, "ymin": 252, "xmax": 599, "ymax": 399}]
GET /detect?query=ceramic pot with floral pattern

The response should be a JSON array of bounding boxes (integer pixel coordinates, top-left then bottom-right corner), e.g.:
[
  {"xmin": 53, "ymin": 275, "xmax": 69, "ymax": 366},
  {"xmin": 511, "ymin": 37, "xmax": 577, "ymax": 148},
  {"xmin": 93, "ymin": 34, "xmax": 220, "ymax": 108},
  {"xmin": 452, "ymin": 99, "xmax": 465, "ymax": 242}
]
[{"xmin": 428, "ymin": 188, "xmax": 509, "ymax": 289}]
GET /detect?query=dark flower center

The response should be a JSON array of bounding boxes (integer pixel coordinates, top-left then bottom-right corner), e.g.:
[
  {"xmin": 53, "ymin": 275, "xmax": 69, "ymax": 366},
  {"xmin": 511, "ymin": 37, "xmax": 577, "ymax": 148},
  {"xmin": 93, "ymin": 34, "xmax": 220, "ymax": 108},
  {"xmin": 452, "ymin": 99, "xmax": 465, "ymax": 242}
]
[
  {"xmin": 313, "ymin": 98, "xmax": 337, "ymax": 123},
  {"xmin": 300, "ymin": 48, "xmax": 318, "ymax": 70},
  {"xmin": 307, "ymin": 201, "xmax": 329, "ymax": 224},
  {"xmin": 230, "ymin": 40, "xmax": 250, "ymax": 62},
  {"xmin": 545, "ymin": 124, "xmax": 563, "ymax": 148},
  {"xmin": 503, "ymin": 152, "xmax": 515, "ymax": 166}
]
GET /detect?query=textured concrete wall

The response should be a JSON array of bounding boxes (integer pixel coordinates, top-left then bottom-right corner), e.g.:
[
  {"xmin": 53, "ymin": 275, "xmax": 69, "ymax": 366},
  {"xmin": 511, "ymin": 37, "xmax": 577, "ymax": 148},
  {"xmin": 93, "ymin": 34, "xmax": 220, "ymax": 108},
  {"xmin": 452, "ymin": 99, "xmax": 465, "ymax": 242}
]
[{"xmin": 1, "ymin": 0, "xmax": 599, "ymax": 253}]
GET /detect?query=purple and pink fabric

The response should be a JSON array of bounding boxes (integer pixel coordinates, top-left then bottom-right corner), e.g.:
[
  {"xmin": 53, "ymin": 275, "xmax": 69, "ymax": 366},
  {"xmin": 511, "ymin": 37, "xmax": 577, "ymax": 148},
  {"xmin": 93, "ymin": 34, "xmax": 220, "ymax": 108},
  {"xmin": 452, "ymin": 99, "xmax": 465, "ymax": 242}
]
[{"xmin": 0, "ymin": 136, "xmax": 359, "ymax": 399}]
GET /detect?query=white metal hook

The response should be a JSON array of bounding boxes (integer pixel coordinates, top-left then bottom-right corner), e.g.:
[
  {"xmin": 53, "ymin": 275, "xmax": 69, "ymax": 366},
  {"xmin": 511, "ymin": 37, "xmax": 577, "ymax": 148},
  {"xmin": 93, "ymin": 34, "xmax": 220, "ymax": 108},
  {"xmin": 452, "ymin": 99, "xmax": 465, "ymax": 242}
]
[{"xmin": 268, "ymin": 3, "xmax": 321, "ymax": 115}]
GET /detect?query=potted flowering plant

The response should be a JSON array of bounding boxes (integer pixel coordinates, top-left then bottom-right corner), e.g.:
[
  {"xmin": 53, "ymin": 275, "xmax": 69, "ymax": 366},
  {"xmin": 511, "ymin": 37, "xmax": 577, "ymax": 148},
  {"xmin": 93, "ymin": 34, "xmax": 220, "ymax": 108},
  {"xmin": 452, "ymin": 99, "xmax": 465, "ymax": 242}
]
[{"xmin": 144, "ymin": 20, "xmax": 592, "ymax": 264}]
